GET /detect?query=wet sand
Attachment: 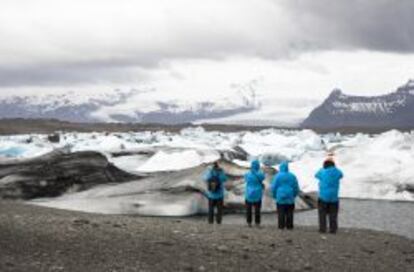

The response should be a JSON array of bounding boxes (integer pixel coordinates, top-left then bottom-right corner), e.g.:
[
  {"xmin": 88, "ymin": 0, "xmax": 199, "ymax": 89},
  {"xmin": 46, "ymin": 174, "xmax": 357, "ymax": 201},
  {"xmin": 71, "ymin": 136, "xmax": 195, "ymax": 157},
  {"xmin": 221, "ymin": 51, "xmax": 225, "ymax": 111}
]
[{"xmin": 0, "ymin": 201, "xmax": 413, "ymax": 272}]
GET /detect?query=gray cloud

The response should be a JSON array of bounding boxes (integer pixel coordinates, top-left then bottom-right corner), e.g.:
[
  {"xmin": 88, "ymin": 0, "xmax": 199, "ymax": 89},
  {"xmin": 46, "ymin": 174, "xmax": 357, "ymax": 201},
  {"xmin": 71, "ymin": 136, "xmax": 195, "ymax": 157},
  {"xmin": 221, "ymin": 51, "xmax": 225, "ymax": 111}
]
[
  {"xmin": 281, "ymin": 0, "xmax": 414, "ymax": 53},
  {"xmin": 0, "ymin": 62, "xmax": 152, "ymax": 87},
  {"xmin": 0, "ymin": 0, "xmax": 413, "ymax": 87}
]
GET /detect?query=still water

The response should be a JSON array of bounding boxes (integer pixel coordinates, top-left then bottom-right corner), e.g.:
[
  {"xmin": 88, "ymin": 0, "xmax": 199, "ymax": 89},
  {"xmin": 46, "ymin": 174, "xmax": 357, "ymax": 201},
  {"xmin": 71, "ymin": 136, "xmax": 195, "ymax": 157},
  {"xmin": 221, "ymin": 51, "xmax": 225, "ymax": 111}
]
[{"xmin": 209, "ymin": 199, "xmax": 414, "ymax": 239}]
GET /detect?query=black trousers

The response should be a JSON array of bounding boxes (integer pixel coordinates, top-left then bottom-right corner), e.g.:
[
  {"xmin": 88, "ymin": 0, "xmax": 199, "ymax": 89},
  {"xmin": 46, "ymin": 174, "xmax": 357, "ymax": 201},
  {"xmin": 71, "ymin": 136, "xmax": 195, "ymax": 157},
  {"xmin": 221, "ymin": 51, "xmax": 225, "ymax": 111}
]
[
  {"xmin": 246, "ymin": 201, "xmax": 262, "ymax": 225},
  {"xmin": 318, "ymin": 199, "xmax": 339, "ymax": 233},
  {"xmin": 208, "ymin": 199, "xmax": 223, "ymax": 224},
  {"xmin": 277, "ymin": 204, "xmax": 295, "ymax": 229}
]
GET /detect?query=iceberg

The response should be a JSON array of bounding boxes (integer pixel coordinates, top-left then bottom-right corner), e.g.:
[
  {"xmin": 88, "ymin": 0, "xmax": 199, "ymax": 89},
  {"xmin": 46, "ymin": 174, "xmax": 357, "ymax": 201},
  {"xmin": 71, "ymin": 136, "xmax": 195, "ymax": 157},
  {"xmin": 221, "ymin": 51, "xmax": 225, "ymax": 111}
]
[
  {"xmin": 1, "ymin": 127, "xmax": 413, "ymax": 217},
  {"xmin": 0, "ymin": 147, "xmax": 26, "ymax": 157},
  {"xmin": 136, "ymin": 149, "xmax": 220, "ymax": 173},
  {"xmin": 31, "ymin": 160, "xmax": 315, "ymax": 216}
]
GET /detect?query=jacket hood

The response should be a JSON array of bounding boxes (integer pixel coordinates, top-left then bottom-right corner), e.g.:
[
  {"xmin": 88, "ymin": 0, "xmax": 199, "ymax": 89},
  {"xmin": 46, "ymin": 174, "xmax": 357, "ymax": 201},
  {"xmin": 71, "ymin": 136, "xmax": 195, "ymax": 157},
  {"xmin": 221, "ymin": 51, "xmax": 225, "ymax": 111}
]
[
  {"xmin": 279, "ymin": 161, "xmax": 289, "ymax": 172},
  {"xmin": 250, "ymin": 160, "xmax": 261, "ymax": 172}
]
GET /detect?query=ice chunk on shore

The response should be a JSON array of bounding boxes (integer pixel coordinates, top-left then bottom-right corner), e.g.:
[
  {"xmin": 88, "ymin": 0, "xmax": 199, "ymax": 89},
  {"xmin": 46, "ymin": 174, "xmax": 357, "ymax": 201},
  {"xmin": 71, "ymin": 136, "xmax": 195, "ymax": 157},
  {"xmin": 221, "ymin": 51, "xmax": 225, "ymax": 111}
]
[
  {"xmin": 136, "ymin": 149, "xmax": 220, "ymax": 172},
  {"xmin": 294, "ymin": 130, "xmax": 414, "ymax": 201},
  {"xmin": 240, "ymin": 129, "xmax": 323, "ymax": 161},
  {"xmin": 0, "ymin": 137, "xmax": 54, "ymax": 158},
  {"xmin": 0, "ymin": 147, "xmax": 26, "ymax": 157}
]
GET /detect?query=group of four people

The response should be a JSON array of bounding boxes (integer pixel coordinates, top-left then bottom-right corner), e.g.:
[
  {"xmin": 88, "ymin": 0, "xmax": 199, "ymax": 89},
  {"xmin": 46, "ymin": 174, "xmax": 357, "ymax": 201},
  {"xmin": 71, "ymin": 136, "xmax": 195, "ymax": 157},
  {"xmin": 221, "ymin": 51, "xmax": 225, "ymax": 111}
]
[{"xmin": 204, "ymin": 158, "xmax": 343, "ymax": 233}]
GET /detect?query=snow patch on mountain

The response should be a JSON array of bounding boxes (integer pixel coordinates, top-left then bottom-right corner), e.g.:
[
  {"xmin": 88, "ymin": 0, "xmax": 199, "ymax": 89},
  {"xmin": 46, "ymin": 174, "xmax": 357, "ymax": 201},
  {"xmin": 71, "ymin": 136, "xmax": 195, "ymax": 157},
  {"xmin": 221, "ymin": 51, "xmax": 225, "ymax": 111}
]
[{"xmin": 331, "ymin": 99, "xmax": 407, "ymax": 114}]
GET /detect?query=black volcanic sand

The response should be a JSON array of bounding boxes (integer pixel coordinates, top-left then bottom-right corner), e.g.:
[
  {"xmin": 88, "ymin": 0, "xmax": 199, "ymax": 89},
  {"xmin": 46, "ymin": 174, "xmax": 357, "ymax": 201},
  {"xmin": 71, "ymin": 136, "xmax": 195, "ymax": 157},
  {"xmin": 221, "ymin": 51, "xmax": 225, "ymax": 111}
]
[
  {"xmin": 0, "ymin": 118, "xmax": 275, "ymax": 135},
  {"xmin": 1, "ymin": 118, "xmax": 411, "ymax": 135},
  {"xmin": 0, "ymin": 201, "xmax": 413, "ymax": 272}
]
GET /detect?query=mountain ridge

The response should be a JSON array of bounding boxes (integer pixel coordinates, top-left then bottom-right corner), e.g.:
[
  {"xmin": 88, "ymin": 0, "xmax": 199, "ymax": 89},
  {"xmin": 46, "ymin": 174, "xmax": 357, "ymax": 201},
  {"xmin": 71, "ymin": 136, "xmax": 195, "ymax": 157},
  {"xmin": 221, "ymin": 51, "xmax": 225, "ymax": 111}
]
[
  {"xmin": 0, "ymin": 88, "xmax": 258, "ymax": 124},
  {"xmin": 301, "ymin": 80, "xmax": 414, "ymax": 129}
]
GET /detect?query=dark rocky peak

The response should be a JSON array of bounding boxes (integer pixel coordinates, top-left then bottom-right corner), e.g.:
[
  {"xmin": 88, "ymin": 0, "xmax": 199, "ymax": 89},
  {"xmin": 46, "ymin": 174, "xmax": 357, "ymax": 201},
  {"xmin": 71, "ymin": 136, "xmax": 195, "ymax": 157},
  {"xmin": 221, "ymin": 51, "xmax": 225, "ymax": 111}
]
[
  {"xmin": 327, "ymin": 88, "xmax": 345, "ymax": 100},
  {"xmin": 396, "ymin": 79, "xmax": 414, "ymax": 94}
]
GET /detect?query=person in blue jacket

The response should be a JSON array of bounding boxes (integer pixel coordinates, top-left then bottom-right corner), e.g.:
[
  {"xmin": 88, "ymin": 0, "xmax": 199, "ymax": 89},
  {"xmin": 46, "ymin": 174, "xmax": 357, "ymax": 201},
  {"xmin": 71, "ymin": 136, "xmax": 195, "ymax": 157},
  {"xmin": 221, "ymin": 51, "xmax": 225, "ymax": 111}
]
[
  {"xmin": 203, "ymin": 162, "xmax": 228, "ymax": 224},
  {"xmin": 271, "ymin": 161, "xmax": 299, "ymax": 230},
  {"xmin": 315, "ymin": 158, "xmax": 344, "ymax": 233},
  {"xmin": 244, "ymin": 159, "xmax": 266, "ymax": 227}
]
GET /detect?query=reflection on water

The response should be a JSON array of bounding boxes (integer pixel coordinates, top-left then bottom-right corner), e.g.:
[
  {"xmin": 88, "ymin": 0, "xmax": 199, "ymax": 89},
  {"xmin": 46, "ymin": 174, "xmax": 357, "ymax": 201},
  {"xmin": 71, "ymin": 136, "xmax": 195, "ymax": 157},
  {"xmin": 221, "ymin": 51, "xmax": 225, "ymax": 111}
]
[{"xmin": 208, "ymin": 199, "xmax": 414, "ymax": 239}]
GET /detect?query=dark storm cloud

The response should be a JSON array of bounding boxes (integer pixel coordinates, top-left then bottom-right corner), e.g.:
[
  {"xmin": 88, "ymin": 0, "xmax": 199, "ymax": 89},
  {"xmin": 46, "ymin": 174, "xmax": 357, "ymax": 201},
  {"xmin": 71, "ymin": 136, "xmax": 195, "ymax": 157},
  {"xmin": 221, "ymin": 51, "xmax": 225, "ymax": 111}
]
[
  {"xmin": 279, "ymin": 0, "xmax": 414, "ymax": 53},
  {"xmin": 0, "ymin": 0, "xmax": 413, "ymax": 87}
]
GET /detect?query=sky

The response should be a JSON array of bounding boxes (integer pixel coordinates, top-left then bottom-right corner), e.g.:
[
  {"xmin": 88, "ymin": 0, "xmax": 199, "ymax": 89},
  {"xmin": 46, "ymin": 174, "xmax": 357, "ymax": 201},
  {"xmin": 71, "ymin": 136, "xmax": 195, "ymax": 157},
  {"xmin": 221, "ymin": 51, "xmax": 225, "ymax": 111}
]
[{"xmin": 0, "ymin": 0, "xmax": 414, "ymax": 106}]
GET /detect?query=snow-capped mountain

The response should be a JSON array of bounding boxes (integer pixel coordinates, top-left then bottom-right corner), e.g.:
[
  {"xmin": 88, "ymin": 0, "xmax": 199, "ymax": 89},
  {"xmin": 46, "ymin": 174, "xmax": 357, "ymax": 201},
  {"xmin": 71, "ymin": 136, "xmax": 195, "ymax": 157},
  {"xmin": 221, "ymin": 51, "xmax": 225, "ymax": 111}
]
[
  {"xmin": 302, "ymin": 80, "xmax": 414, "ymax": 128},
  {"xmin": 0, "ymin": 88, "xmax": 258, "ymax": 124}
]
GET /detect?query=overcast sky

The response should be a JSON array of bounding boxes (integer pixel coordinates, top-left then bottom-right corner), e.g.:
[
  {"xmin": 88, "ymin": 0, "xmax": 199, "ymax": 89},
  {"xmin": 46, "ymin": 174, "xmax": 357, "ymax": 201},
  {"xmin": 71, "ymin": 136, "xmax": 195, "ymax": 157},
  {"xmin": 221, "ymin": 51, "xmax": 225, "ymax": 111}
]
[{"xmin": 0, "ymin": 0, "xmax": 413, "ymax": 100}]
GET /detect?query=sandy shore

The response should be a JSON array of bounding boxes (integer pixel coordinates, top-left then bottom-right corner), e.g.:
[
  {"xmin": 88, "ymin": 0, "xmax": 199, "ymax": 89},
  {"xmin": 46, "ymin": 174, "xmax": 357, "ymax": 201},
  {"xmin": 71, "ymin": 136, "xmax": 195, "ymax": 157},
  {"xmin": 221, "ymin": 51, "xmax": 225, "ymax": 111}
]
[{"xmin": 0, "ymin": 201, "xmax": 413, "ymax": 272}]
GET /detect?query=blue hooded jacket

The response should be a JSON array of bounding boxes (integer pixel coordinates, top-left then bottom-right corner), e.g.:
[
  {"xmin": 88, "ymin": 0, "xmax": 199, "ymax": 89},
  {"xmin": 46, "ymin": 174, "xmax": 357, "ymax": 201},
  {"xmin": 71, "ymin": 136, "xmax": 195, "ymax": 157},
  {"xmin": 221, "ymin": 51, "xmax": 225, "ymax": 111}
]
[
  {"xmin": 315, "ymin": 166, "xmax": 343, "ymax": 203},
  {"xmin": 271, "ymin": 162, "xmax": 299, "ymax": 205},
  {"xmin": 244, "ymin": 160, "xmax": 266, "ymax": 203},
  {"xmin": 203, "ymin": 166, "xmax": 228, "ymax": 200}
]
